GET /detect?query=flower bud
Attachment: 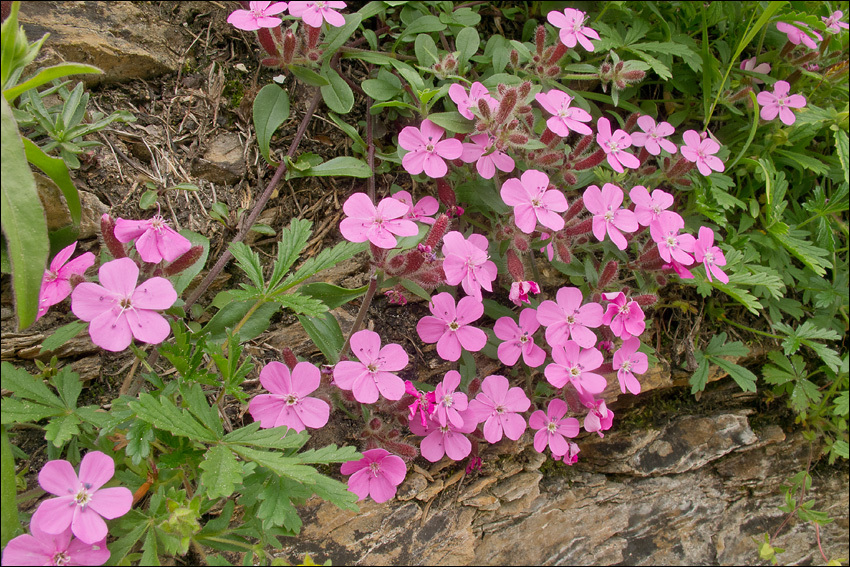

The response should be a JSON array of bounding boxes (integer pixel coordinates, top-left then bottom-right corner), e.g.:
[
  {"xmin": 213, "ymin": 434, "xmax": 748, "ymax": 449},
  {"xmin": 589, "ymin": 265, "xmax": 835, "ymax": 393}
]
[
  {"xmin": 556, "ymin": 242, "xmax": 572, "ymax": 264},
  {"xmin": 283, "ymin": 29, "xmax": 297, "ymax": 64},
  {"xmin": 573, "ymin": 148, "xmax": 607, "ymax": 170},
  {"xmin": 477, "ymin": 97, "xmax": 491, "ymax": 120},
  {"xmin": 509, "ymin": 133, "xmax": 529, "ymax": 145},
  {"xmin": 655, "ymin": 275, "xmax": 667, "ymax": 286},
  {"xmin": 519, "ymin": 81, "xmax": 532, "ymax": 99},
  {"xmin": 281, "ymin": 347, "xmax": 299, "ymax": 371},
  {"xmin": 257, "ymin": 28, "xmax": 280, "ymax": 57},
  {"xmin": 625, "ymin": 113, "xmax": 640, "ymax": 132},
  {"xmin": 565, "ymin": 197, "xmax": 584, "ymax": 221},
  {"xmin": 424, "ymin": 214, "xmax": 450, "ymax": 249},
  {"xmin": 163, "ymin": 245, "xmax": 204, "ymax": 276},
  {"xmin": 510, "ymin": 49, "xmax": 519, "ymax": 67},
  {"xmin": 547, "ymin": 43, "xmax": 568, "ymax": 65},
  {"xmin": 535, "ymin": 25, "xmax": 547, "ymax": 54},
  {"xmin": 633, "ymin": 294, "xmax": 658, "ymax": 307},
  {"xmin": 100, "ymin": 214, "xmax": 127, "ymax": 259},
  {"xmin": 506, "ymin": 249, "xmax": 525, "ymax": 281},
  {"xmin": 537, "ymin": 152, "xmax": 562, "ymax": 165},
  {"xmin": 563, "ymin": 171, "xmax": 578, "ymax": 185},
  {"xmin": 306, "ymin": 24, "xmax": 322, "ymax": 49},
  {"xmin": 598, "ymin": 260, "xmax": 619, "ymax": 288},
  {"xmin": 495, "ymin": 89, "xmax": 517, "ymax": 124},
  {"xmin": 564, "ymin": 218, "xmax": 593, "ymax": 236}
]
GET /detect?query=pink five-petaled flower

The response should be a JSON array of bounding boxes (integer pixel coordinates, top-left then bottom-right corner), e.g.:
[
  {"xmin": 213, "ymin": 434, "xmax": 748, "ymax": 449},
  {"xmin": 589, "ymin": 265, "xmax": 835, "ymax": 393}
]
[
  {"xmin": 1, "ymin": 524, "xmax": 110, "ymax": 567},
  {"xmin": 545, "ymin": 341, "xmax": 607, "ymax": 396},
  {"xmin": 409, "ymin": 408, "xmax": 476, "ymax": 462},
  {"xmin": 776, "ymin": 21, "xmax": 822, "ymax": 50},
  {"xmin": 679, "ymin": 130, "xmax": 725, "ymax": 176},
  {"xmin": 693, "ymin": 226, "xmax": 729, "ymax": 284},
  {"xmin": 596, "ymin": 117, "xmax": 640, "ymax": 173},
  {"xmin": 535, "ymin": 90, "xmax": 593, "ymax": 137},
  {"xmin": 340, "ymin": 448, "xmax": 406, "ymax": 503},
  {"xmin": 417, "ymin": 292, "xmax": 487, "ymax": 362},
  {"xmin": 71, "ymin": 258, "xmax": 177, "ymax": 352},
  {"xmin": 449, "ymin": 82, "xmax": 497, "ymax": 120},
  {"xmin": 287, "ymin": 1, "xmax": 347, "ymax": 28},
  {"xmin": 584, "ymin": 183, "xmax": 638, "ymax": 251},
  {"xmin": 460, "ymin": 133, "xmax": 515, "ymax": 179},
  {"xmin": 467, "ymin": 375, "xmax": 531, "ymax": 444},
  {"xmin": 580, "ymin": 393, "xmax": 615, "ymax": 437},
  {"xmin": 392, "ymin": 190, "xmax": 439, "ymax": 225},
  {"xmin": 501, "ymin": 169, "xmax": 569, "ymax": 234},
  {"xmin": 602, "ymin": 292, "xmax": 646, "ymax": 341},
  {"xmin": 613, "ymin": 337, "xmax": 647, "ymax": 395},
  {"xmin": 629, "ymin": 185, "xmax": 677, "ymax": 228},
  {"xmin": 494, "ymin": 308, "xmax": 546, "ymax": 368},
  {"xmin": 37, "ymin": 242, "xmax": 95, "ymax": 320},
  {"xmin": 404, "ymin": 380, "xmax": 436, "ymax": 428},
  {"xmin": 529, "ymin": 399, "xmax": 580, "ymax": 457},
  {"xmin": 248, "ymin": 361, "xmax": 330, "ymax": 432},
  {"xmin": 740, "ymin": 57, "xmax": 771, "ymax": 84},
  {"xmin": 650, "ymin": 212, "xmax": 695, "ymax": 265},
  {"xmin": 536, "ymin": 286, "xmax": 603, "ymax": 349},
  {"xmin": 756, "ymin": 80, "xmax": 807, "ymax": 126},
  {"xmin": 30, "ymin": 451, "xmax": 132, "ymax": 545},
  {"xmin": 441, "ymin": 231, "xmax": 498, "ymax": 300},
  {"xmin": 114, "ymin": 215, "xmax": 192, "ymax": 265},
  {"xmin": 432, "ymin": 370, "xmax": 469, "ymax": 429},
  {"xmin": 547, "ymin": 8, "xmax": 599, "ymax": 51},
  {"xmin": 630, "ymin": 115, "xmax": 677, "ymax": 156},
  {"xmin": 333, "ymin": 329, "xmax": 408, "ymax": 404},
  {"xmin": 823, "ymin": 11, "xmax": 850, "ymax": 33},
  {"xmin": 339, "ymin": 193, "xmax": 419, "ymax": 249},
  {"xmin": 227, "ymin": 1, "xmax": 288, "ymax": 31},
  {"xmin": 509, "ymin": 280, "xmax": 540, "ymax": 306},
  {"xmin": 398, "ymin": 119, "xmax": 463, "ymax": 178}
]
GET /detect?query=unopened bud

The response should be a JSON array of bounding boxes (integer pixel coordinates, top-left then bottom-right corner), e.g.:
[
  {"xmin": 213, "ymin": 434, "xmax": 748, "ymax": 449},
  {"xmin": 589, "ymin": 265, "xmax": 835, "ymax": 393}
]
[
  {"xmin": 519, "ymin": 81, "xmax": 532, "ymax": 99},
  {"xmin": 537, "ymin": 152, "xmax": 562, "ymax": 165},
  {"xmin": 563, "ymin": 171, "xmax": 578, "ymax": 185},
  {"xmin": 508, "ymin": 133, "xmax": 529, "ymax": 145},
  {"xmin": 495, "ymin": 89, "xmax": 517, "ymax": 124},
  {"xmin": 424, "ymin": 214, "xmax": 450, "ymax": 249},
  {"xmin": 546, "ymin": 66, "xmax": 561, "ymax": 77},
  {"xmin": 306, "ymin": 24, "xmax": 322, "ymax": 49},
  {"xmin": 556, "ymin": 242, "xmax": 572, "ymax": 264},
  {"xmin": 598, "ymin": 260, "xmax": 619, "ymax": 288},
  {"xmin": 535, "ymin": 25, "xmax": 547, "ymax": 53},
  {"xmin": 547, "ymin": 43, "xmax": 568, "ymax": 65},
  {"xmin": 281, "ymin": 347, "xmax": 299, "ymax": 371},
  {"xmin": 625, "ymin": 113, "xmax": 640, "ymax": 131},
  {"xmin": 436, "ymin": 180, "xmax": 456, "ymax": 207},
  {"xmin": 564, "ymin": 218, "xmax": 593, "ymax": 236},
  {"xmin": 621, "ymin": 69, "xmax": 645, "ymax": 82},
  {"xmin": 655, "ymin": 275, "xmax": 667, "ymax": 286},
  {"xmin": 283, "ymin": 29, "xmax": 297, "ymax": 64},
  {"xmin": 477, "ymin": 97, "xmax": 491, "ymax": 120},
  {"xmin": 574, "ymin": 148, "xmax": 607, "ymax": 170},
  {"xmin": 257, "ymin": 28, "xmax": 280, "ymax": 57},
  {"xmin": 163, "ymin": 245, "xmax": 204, "ymax": 276},
  {"xmin": 506, "ymin": 249, "xmax": 525, "ymax": 281},
  {"xmin": 510, "ymin": 49, "xmax": 519, "ymax": 67},
  {"xmin": 569, "ymin": 134, "xmax": 595, "ymax": 159},
  {"xmin": 565, "ymin": 197, "xmax": 584, "ymax": 221},
  {"xmin": 100, "ymin": 214, "xmax": 127, "ymax": 259}
]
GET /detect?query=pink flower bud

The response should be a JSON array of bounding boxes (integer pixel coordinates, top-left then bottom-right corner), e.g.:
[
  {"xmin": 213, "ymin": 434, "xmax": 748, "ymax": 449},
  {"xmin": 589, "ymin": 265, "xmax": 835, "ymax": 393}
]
[
  {"xmin": 495, "ymin": 89, "xmax": 517, "ymax": 124},
  {"xmin": 257, "ymin": 28, "xmax": 280, "ymax": 57},
  {"xmin": 633, "ymin": 294, "xmax": 658, "ymax": 307},
  {"xmin": 283, "ymin": 29, "xmax": 297, "ymax": 64},
  {"xmin": 100, "ymin": 214, "xmax": 127, "ymax": 259},
  {"xmin": 307, "ymin": 24, "xmax": 322, "ymax": 49},
  {"xmin": 506, "ymin": 249, "xmax": 526, "ymax": 281},
  {"xmin": 598, "ymin": 260, "xmax": 619, "ymax": 288},
  {"xmin": 163, "ymin": 245, "xmax": 204, "ymax": 276},
  {"xmin": 573, "ymin": 148, "xmax": 607, "ymax": 170},
  {"xmin": 519, "ymin": 81, "xmax": 532, "ymax": 99}
]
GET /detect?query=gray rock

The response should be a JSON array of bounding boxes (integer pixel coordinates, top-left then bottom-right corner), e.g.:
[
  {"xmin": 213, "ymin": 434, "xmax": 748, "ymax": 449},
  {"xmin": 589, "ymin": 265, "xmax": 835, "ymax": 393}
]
[{"xmin": 191, "ymin": 132, "xmax": 247, "ymax": 185}]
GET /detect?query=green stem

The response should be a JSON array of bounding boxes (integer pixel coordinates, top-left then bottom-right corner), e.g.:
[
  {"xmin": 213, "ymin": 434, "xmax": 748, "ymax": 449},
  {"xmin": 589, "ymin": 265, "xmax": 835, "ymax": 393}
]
[
  {"xmin": 339, "ymin": 272, "xmax": 378, "ymax": 360},
  {"xmin": 717, "ymin": 314, "xmax": 782, "ymax": 339}
]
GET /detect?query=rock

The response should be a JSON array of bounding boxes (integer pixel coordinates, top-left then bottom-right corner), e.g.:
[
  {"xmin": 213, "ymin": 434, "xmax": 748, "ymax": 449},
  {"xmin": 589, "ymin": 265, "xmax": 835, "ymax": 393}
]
[
  {"xmin": 191, "ymin": 132, "xmax": 247, "ymax": 185},
  {"xmin": 35, "ymin": 173, "xmax": 109, "ymax": 239},
  {"xmin": 18, "ymin": 1, "xmax": 183, "ymax": 85}
]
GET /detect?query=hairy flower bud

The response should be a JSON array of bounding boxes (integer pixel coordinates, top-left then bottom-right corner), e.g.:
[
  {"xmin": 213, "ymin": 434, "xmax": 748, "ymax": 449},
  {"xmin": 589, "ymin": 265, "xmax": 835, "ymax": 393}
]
[
  {"xmin": 510, "ymin": 49, "xmax": 519, "ymax": 67},
  {"xmin": 280, "ymin": 347, "xmax": 299, "ymax": 371},
  {"xmin": 556, "ymin": 241, "xmax": 572, "ymax": 264},
  {"xmin": 598, "ymin": 260, "xmax": 619, "ymax": 289},
  {"xmin": 100, "ymin": 214, "xmax": 127, "ymax": 259},
  {"xmin": 633, "ymin": 294, "xmax": 658, "ymax": 307},
  {"xmin": 506, "ymin": 249, "xmax": 526, "ymax": 281},
  {"xmin": 424, "ymin": 214, "xmax": 450, "ymax": 249},
  {"xmin": 163, "ymin": 245, "xmax": 204, "ymax": 276},
  {"xmin": 257, "ymin": 28, "xmax": 280, "ymax": 57},
  {"xmin": 621, "ymin": 69, "xmax": 646, "ymax": 82},
  {"xmin": 655, "ymin": 275, "xmax": 667, "ymax": 286},
  {"xmin": 306, "ymin": 23, "xmax": 322, "ymax": 49},
  {"xmin": 573, "ymin": 148, "xmax": 607, "ymax": 170},
  {"xmin": 537, "ymin": 151, "xmax": 562, "ymax": 165},
  {"xmin": 477, "ymin": 97, "xmax": 492, "ymax": 120},
  {"xmin": 535, "ymin": 25, "xmax": 547, "ymax": 54},
  {"xmin": 625, "ymin": 113, "xmax": 640, "ymax": 132},
  {"xmin": 495, "ymin": 89, "xmax": 518, "ymax": 124},
  {"xmin": 513, "ymin": 234, "xmax": 530, "ymax": 252},
  {"xmin": 569, "ymin": 134, "xmax": 595, "ymax": 160},
  {"xmin": 565, "ymin": 218, "xmax": 593, "ymax": 236},
  {"xmin": 283, "ymin": 29, "xmax": 297, "ymax": 64},
  {"xmin": 565, "ymin": 197, "xmax": 584, "ymax": 221},
  {"xmin": 519, "ymin": 81, "xmax": 532, "ymax": 99},
  {"xmin": 508, "ymin": 133, "xmax": 529, "ymax": 145},
  {"xmin": 563, "ymin": 171, "xmax": 577, "ymax": 185},
  {"xmin": 547, "ymin": 43, "xmax": 568, "ymax": 66}
]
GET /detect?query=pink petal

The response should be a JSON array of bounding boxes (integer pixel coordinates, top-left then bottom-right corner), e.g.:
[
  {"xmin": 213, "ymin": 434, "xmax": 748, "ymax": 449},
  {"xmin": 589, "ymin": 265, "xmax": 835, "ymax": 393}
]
[
  {"xmin": 497, "ymin": 341, "xmax": 522, "ymax": 366},
  {"xmin": 444, "ymin": 431, "xmax": 472, "ymax": 460},
  {"xmin": 131, "ymin": 277, "xmax": 177, "ymax": 310},
  {"xmin": 436, "ymin": 331, "xmax": 463, "ymax": 361},
  {"xmin": 39, "ymin": 460, "xmax": 79, "ymax": 496},
  {"xmin": 87, "ymin": 486, "xmax": 132, "ymax": 520},
  {"xmin": 402, "ymin": 149, "xmax": 428, "ymax": 175},
  {"xmin": 483, "ymin": 416, "xmax": 504, "ymax": 443},
  {"xmin": 513, "ymin": 203, "xmax": 538, "ymax": 233},
  {"xmin": 31, "ymin": 496, "xmax": 75, "ymax": 535},
  {"xmin": 248, "ymin": 395, "xmax": 287, "ymax": 428},
  {"xmin": 78, "ymin": 451, "xmax": 114, "ymax": 492},
  {"xmin": 351, "ymin": 373, "xmax": 380, "ymax": 403},
  {"xmin": 366, "ymin": 225, "xmax": 398, "ymax": 249},
  {"xmin": 157, "ymin": 226, "xmax": 193, "ymax": 263},
  {"xmin": 293, "ymin": 361, "xmax": 321, "ymax": 394},
  {"xmin": 99, "ymin": 258, "xmax": 138, "ymax": 297},
  {"xmin": 322, "ymin": 7, "xmax": 346, "ymax": 27},
  {"xmin": 59, "ymin": 251, "xmax": 95, "ymax": 278},
  {"xmin": 332, "ymin": 361, "xmax": 367, "ymax": 390},
  {"xmin": 345, "ymin": 468, "xmax": 371, "ymax": 500},
  {"xmin": 436, "ymin": 138, "xmax": 463, "ymax": 160},
  {"xmin": 375, "ymin": 372, "xmax": 405, "ymax": 400},
  {"xmin": 293, "ymin": 397, "xmax": 330, "ymax": 429},
  {"xmin": 260, "ymin": 362, "xmax": 293, "ymax": 395},
  {"xmin": 1, "ymin": 533, "xmax": 55, "ymax": 566},
  {"xmin": 134, "ymin": 228, "xmax": 164, "ymax": 263},
  {"xmin": 455, "ymin": 296, "xmax": 484, "ymax": 324},
  {"xmin": 522, "ymin": 343, "xmax": 546, "ymax": 367},
  {"xmin": 350, "ymin": 329, "xmax": 382, "ymax": 362},
  {"xmin": 417, "ymin": 316, "xmax": 448, "ymax": 343},
  {"xmin": 113, "ymin": 218, "xmax": 149, "ymax": 243},
  {"xmin": 124, "ymin": 308, "xmax": 171, "ymax": 345},
  {"xmin": 419, "ymin": 119, "xmax": 445, "ymax": 141},
  {"xmin": 378, "ymin": 454, "xmax": 407, "ymax": 485},
  {"xmin": 422, "ymin": 153, "xmax": 449, "ymax": 178},
  {"xmin": 71, "ymin": 283, "xmax": 117, "ymax": 322}
]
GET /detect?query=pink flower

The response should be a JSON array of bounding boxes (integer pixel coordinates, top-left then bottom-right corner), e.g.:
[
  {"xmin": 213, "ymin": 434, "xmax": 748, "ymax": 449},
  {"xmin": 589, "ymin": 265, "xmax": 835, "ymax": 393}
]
[
  {"xmin": 398, "ymin": 119, "xmax": 463, "ymax": 178},
  {"xmin": 416, "ymin": 292, "xmax": 487, "ymax": 362},
  {"xmin": 340, "ymin": 448, "xmax": 406, "ymax": 503},
  {"xmin": 536, "ymin": 286, "xmax": 603, "ymax": 349},
  {"xmin": 776, "ymin": 21, "xmax": 822, "ymax": 49},
  {"xmin": 339, "ymin": 193, "xmax": 418, "ymax": 249},
  {"xmin": 629, "ymin": 186, "xmax": 677, "ymax": 228},
  {"xmin": 1, "ymin": 524, "xmax": 109, "ymax": 567},
  {"xmin": 584, "ymin": 183, "xmax": 638, "ymax": 251},
  {"xmin": 71, "ymin": 258, "xmax": 177, "ymax": 352},
  {"xmin": 596, "ymin": 117, "xmax": 640, "ymax": 173},
  {"xmin": 494, "ymin": 309, "xmax": 546, "ymax": 368},
  {"xmin": 679, "ymin": 130, "xmax": 725, "ymax": 176},
  {"xmin": 544, "ymin": 341, "xmax": 607, "ymax": 396},
  {"xmin": 630, "ymin": 115, "xmax": 677, "ymax": 156},
  {"xmin": 30, "ymin": 452, "xmax": 132, "ymax": 545},
  {"xmin": 547, "ymin": 8, "xmax": 599, "ymax": 51},
  {"xmin": 288, "ymin": 1, "xmax": 347, "ymax": 28},
  {"xmin": 602, "ymin": 292, "xmax": 646, "ymax": 340},
  {"xmin": 404, "ymin": 380, "xmax": 436, "ymax": 428},
  {"xmin": 529, "ymin": 399, "xmax": 580, "ymax": 457},
  {"xmin": 227, "ymin": 1, "xmax": 288, "ymax": 31},
  {"xmin": 467, "ymin": 375, "xmax": 530, "ymax": 443},
  {"xmin": 37, "ymin": 242, "xmax": 95, "ymax": 320},
  {"xmin": 333, "ymin": 329, "xmax": 408, "ymax": 404},
  {"xmin": 612, "ymin": 337, "xmax": 647, "ymax": 395},
  {"xmin": 509, "ymin": 280, "xmax": 540, "ymax": 306},
  {"xmin": 693, "ymin": 226, "xmax": 729, "ymax": 284},
  {"xmin": 392, "ymin": 190, "xmax": 439, "ymax": 225},
  {"xmin": 249, "ymin": 362, "xmax": 330, "ymax": 432},
  {"xmin": 432, "ymin": 370, "xmax": 469, "ymax": 429},
  {"xmin": 501, "ymin": 169, "xmax": 569, "ymax": 234},
  {"xmin": 409, "ymin": 410, "xmax": 476, "ymax": 462},
  {"xmin": 460, "ymin": 133, "xmax": 515, "ymax": 179},
  {"xmin": 740, "ymin": 57, "xmax": 771, "ymax": 84},
  {"xmin": 581, "ymin": 394, "xmax": 614, "ymax": 437},
  {"xmin": 535, "ymin": 90, "xmax": 593, "ymax": 136},
  {"xmin": 449, "ymin": 82, "xmax": 497, "ymax": 120},
  {"xmin": 441, "ymin": 231, "xmax": 498, "ymax": 300},
  {"xmin": 554, "ymin": 442, "xmax": 581, "ymax": 464},
  {"xmin": 650, "ymin": 213, "xmax": 695, "ymax": 265},
  {"xmin": 756, "ymin": 80, "xmax": 807, "ymax": 126},
  {"xmin": 114, "ymin": 215, "xmax": 192, "ymax": 264},
  {"xmin": 664, "ymin": 258, "xmax": 695, "ymax": 280},
  {"xmin": 823, "ymin": 11, "xmax": 850, "ymax": 33}
]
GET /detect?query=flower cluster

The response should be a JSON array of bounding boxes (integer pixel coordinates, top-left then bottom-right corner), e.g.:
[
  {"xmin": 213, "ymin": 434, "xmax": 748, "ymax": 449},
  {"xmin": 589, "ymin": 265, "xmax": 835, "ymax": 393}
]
[{"xmin": 227, "ymin": 1, "xmax": 346, "ymax": 31}]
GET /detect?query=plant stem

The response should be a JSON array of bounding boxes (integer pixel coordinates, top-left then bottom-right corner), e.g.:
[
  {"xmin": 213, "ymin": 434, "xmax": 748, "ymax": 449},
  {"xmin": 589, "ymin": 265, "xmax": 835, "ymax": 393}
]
[
  {"xmin": 339, "ymin": 273, "xmax": 378, "ymax": 360},
  {"xmin": 184, "ymin": 89, "xmax": 323, "ymax": 313},
  {"xmin": 717, "ymin": 314, "xmax": 782, "ymax": 339}
]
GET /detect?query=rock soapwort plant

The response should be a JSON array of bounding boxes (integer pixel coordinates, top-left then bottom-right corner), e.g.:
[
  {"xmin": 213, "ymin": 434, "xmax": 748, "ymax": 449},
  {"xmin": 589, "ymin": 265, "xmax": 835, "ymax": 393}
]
[{"xmin": 1, "ymin": 1, "xmax": 847, "ymax": 565}]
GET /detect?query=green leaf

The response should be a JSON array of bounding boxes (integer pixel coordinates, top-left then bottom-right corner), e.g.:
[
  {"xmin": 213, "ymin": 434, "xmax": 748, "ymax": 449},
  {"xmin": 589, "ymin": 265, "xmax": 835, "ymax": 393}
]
[
  {"xmin": 395, "ymin": 15, "xmax": 446, "ymax": 44},
  {"xmin": 139, "ymin": 189, "xmax": 158, "ymax": 210},
  {"xmin": 202, "ymin": 301, "xmax": 279, "ymax": 343},
  {"xmin": 39, "ymin": 320, "xmax": 86, "ymax": 354},
  {"xmin": 320, "ymin": 63, "xmax": 354, "ymax": 114},
  {"xmin": 309, "ymin": 473, "xmax": 360, "ymax": 511},
  {"xmin": 361, "ymin": 78, "xmax": 401, "ymax": 101},
  {"xmin": 3, "ymin": 63, "xmax": 102, "ymax": 103},
  {"xmin": 1, "ymin": 426, "xmax": 19, "ymax": 548},
  {"xmin": 414, "ymin": 33, "xmax": 439, "ymax": 68},
  {"xmin": 255, "ymin": 474, "xmax": 310, "ymax": 532},
  {"xmin": 300, "ymin": 156, "xmax": 372, "ymax": 178},
  {"xmin": 835, "ymin": 129, "xmax": 849, "ymax": 184},
  {"xmin": 44, "ymin": 412, "xmax": 81, "ymax": 448},
  {"xmin": 22, "ymin": 138, "xmax": 80, "ymax": 225},
  {"xmin": 129, "ymin": 393, "xmax": 220, "ymax": 443},
  {"xmin": 0, "ymin": 362, "xmax": 62, "ymax": 407},
  {"xmin": 711, "ymin": 281, "xmax": 763, "ymax": 315},
  {"xmin": 253, "ymin": 83, "xmax": 290, "ymax": 166},
  {"xmin": 321, "ymin": 13, "xmax": 362, "ymax": 60},
  {"xmin": 268, "ymin": 218, "xmax": 312, "ymax": 290},
  {"xmin": 294, "ymin": 444, "xmax": 361, "ymax": 465},
  {"xmin": 299, "ymin": 282, "xmax": 368, "ymax": 310},
  {"xmin": 426, "ymin": 111, "xmax": 474, "ymax": 134},
  {"xmin": 712, "ymin": 358, "xmax": 758, "ymax": 392},
  {"xmin": 171, "ymin": 230, "xmax": 209, "ymax": 296},
  {"xmin": 455, "ymin": 27, "xmax": 480, "ymax": 64},
  {"xmin": 288, "ymin": 65, "xmax": 329, "ymax": 87},
  {"xmin": 224, "ymin": 423, "xmax": 308, "ymax": 450},
  {"xmin": 229, "ymin": 242, "xmax": 265, "ymax": 290},
  {"xmin": 200, "ymin": 446, "xmax": 243, "ymax": 499},
  {"xmin": 280, "ymin": 240, "xmax": 366, "ymax": 290},
  {"xmin": 298, "ymin": 312, "xmax": 344, "ymax": 364},
  {"xmin": 274, "ymin": 291, "xmax": 328, "ymax": 316},
  {"xmin": 704, "ymin": 332, "xmax": 750, "ymax": 357},
  {"xmin": 0, "ymin": 397, "xmax": 63, "ymax": 424},
  {"xmin": 400, "ymin": 279, "xmax": 432, "ymax": 303},
  {"xmin": 1, "ymin": 96, "xmax": 49, "ymax": 329},
  {"xmin": 230, "ymin": 445, "xmax": 319, "ymax": 483},
  {"xmin": 52, "ymin": 366, "xmax": 81, "ymax": 408}
]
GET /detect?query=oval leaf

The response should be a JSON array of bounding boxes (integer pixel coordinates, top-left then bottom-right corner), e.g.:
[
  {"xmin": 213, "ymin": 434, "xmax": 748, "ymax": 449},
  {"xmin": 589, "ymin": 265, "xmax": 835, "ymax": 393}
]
[
  {"xmin": 253, "ymin": 84, "xmax": 291, "ymax": 166},
  {"xmin": 320, "ymin": 64, "xmax": 354, "ymax": 114}
]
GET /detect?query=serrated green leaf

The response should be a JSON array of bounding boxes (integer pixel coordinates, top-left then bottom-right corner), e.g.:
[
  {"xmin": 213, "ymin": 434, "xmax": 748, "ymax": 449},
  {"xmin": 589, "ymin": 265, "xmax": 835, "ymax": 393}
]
[
  {"xmin": 299, "ymin": 282, "xmax": 367, "ymax": 310},
  {"xmin": 44, "ymin": 412, "xmax": 81, "ymax": 447},
  {"xmin": 690, "ymin": 357, "xmax": 710, "ymax": 394},
  {"xmin": 298, "ymin": 311, "xmax": 344, "ymax": 365},
  {"xmin": 268, "ymin": 219, "xmax": 312, "ymax": 290},
  {"xmin": 129, "ymin": 393, "xmax": 220, "ymax": 443},
  {"xmin": 807, "ymin": 342, "xmax": 842, "ymax": 372},
  {"xmin": 308, "ymin": 474, "xmax": 360, "ymax": 511},
  {"xmin": 294, "ymin": 444, "xmax": 361, "ymax": 465},
  {"xmin": 835, "ymin": 129, "xmax": 848, "ymax": 183},
  {"xmin": 139, "ymin": 527, "xmax": 160, "ymax": 566},
  {"xmin": 274, "ymin": 291, "xmax": 328, "ymax": 316},
  {"xmin": 172, "ymin": 229, "xmax": 209, "ymax": 296},
  {"xmin": 228, "ymin": 242, "xmax": 265, "ymax": 290},
  {"xmin": 256, "ymin": 475, "xmax": 311, "ymax": 532},
  {"xmin": 230, "ymin": 446, "xmax": 319, "ymax": 483},
  {"xmin": 703, "ymin": 332, "xmax": 749, "ymax": 357},
  {"xmin": 770, "ymin": 230, "xmax": 830, "ymax": 276},
  {"xmin": 200, "ymin": 446, "xmax": 243, "ymax": 499},
  {"xmin": 39, "ymin": 320, "xmax": 87, "ymax": 355},
  {"xmin": 712, "ymin": 358, "xmax": 757, "ymax": 392},
  {"xmin": 0, "ymin": 362, "xmax": 62, "ymax": 406},
  {"xmin": 834, "ymin": 391, "xmax": 849, "ymax": 417},
  {"xmin": 126, "ymin": 419, "xmax": 155, "ymax": 465},
  {"xmin": 181, "ymin": 383, "xmax": 223, "ymax": 438},
  {"xmin": 224, "ymin": 423, "xmax": 308, "ymax": 450},
  {"xmin": 0, "ymin": 397, "xmax": 63, "ymax": 424},
  {"xmin": 790, "ymin": 378, "xmax": 822, "ymax": 413},
  {"xmin": 280, "ymin": 240, "xmax": 366, "ymax": 290},
  {"xmin": 711, "ymin": 281, "xmax": 763, "ymax": 314},
  {"xmin": 51, "ymin": 366, "xmax": 81, "ymax": 408}
]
